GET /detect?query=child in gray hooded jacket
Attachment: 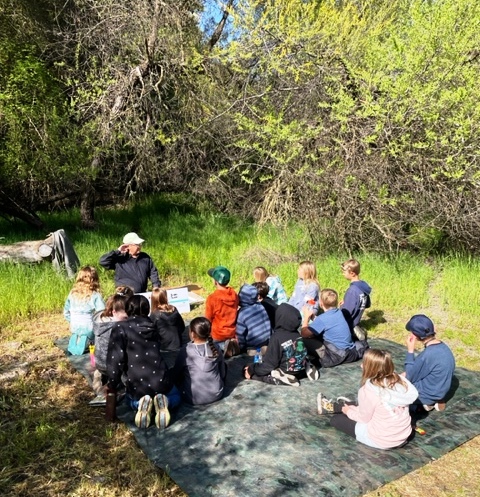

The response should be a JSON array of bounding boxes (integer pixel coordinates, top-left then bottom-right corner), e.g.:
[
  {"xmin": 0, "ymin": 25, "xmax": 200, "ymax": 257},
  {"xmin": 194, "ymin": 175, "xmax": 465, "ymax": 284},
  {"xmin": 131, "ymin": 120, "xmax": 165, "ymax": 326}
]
[{"xmin": 172, "ymin": 317, "xmax": 227, "ymax": 405}]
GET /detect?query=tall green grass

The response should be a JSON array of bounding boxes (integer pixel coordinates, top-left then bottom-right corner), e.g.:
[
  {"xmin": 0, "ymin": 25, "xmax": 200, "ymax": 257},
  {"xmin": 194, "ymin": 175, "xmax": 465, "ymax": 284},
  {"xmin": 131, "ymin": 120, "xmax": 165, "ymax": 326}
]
[{"xmin": 1, "ymin": 194, "xmax": 479, "ymax": 368}]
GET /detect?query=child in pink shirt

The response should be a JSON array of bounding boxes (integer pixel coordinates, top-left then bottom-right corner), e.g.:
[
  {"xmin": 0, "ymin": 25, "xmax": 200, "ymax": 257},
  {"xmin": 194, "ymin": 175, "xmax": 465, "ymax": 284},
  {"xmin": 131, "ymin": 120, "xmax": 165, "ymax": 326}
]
[{"xmin": 321, "ymin": 348, "xmax": 418, "ymax": 449}]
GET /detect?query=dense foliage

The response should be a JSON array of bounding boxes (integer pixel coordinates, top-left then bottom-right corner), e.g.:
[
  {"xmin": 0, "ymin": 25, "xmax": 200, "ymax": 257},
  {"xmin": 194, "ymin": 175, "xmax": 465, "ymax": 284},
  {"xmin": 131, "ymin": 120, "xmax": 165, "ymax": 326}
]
[{"xmin": 0, "ymin": 0, "xmax": 479, "ymax": 252}]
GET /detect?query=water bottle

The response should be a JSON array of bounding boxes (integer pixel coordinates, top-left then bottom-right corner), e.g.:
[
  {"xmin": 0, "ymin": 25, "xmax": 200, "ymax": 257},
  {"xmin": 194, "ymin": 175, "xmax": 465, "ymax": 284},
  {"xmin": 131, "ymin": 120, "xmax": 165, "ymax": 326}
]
[{"xmin": 254, "ymin": 347, "xmax": 263, "ymax": 364}]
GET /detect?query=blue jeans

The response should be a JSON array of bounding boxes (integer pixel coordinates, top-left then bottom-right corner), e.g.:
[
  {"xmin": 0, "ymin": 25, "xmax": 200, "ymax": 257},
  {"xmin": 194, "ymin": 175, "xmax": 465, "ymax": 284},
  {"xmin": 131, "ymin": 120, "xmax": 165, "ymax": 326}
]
[{"xmin": 126, "ymin": 385, "xmax": 181, "ymax": 410}]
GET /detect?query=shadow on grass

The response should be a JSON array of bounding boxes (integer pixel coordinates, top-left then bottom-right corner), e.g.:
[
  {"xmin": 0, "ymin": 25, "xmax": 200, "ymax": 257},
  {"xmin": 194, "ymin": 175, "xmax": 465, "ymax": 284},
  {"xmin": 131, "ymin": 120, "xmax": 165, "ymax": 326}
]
[{"xmin": 363, "ymin": 309, "xmax": 387, "ymax": 329}]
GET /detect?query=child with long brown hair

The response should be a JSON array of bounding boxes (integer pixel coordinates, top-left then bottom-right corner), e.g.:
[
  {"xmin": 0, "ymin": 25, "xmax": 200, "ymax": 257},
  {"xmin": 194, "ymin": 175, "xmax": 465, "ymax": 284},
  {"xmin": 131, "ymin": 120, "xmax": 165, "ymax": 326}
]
[
  {"xmin": 322, "ymin": 349, "xmax": 418, "ymax": 449},
  {"xmin": 64, "ymin": 266, "xmax": 105, "ymax": 355},
  {"xmin": 150, "ymin": 288, "xmax": 186, "ymax": 351},
  {"xmin": 171, "ymin": 317, "xmax": 226, "ymax": 405}
]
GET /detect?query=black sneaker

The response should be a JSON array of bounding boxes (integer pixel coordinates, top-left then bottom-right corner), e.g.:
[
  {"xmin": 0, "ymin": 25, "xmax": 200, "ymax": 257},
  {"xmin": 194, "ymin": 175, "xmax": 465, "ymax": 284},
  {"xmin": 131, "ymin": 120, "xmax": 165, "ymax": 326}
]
[{"xmin": 271, "ymin": 369, "xmax": 300, "ymax": 387}]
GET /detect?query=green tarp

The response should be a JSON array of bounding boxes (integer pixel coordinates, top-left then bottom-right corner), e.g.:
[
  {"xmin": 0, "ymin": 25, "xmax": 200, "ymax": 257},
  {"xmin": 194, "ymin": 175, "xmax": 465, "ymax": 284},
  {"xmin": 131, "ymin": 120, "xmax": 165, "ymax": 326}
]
[{"xmin": 61, "ymin": 338, "xmax": 480, "ymax": 497}]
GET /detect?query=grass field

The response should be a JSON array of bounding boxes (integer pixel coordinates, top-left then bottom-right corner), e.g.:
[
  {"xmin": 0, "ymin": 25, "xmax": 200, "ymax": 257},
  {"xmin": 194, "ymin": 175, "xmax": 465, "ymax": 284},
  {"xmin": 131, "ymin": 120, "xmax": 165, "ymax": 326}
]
[{"xmin": 1, "ymin": 194, "xmax": 479, "ymax": 496}]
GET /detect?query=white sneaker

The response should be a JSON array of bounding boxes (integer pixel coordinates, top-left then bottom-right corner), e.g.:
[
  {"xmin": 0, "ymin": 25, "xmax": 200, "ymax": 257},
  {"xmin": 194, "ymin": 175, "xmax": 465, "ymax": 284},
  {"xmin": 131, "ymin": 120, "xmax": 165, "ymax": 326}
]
[{"xmin": 271, "ymin": 369, "xmax": 300, "ymax": 387}]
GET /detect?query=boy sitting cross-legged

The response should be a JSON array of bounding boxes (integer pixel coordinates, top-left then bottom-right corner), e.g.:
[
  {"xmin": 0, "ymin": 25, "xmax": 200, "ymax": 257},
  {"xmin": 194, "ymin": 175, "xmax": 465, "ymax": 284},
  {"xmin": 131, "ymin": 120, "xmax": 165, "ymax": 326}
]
[
  {"xmin": 243, "ymin": 303, "xmax": 319, "ymax": 387},
  {"xmin": 301, "ymin": 288, "xmax": 368, "ymax": 368}
]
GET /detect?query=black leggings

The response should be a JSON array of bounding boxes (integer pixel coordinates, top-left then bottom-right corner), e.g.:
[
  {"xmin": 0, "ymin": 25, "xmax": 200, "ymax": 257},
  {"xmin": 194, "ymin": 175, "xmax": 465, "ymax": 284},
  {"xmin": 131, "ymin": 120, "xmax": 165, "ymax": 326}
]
[{"xmin": 330, "ymin": 413, "xmax": 356, "ymax": 438}]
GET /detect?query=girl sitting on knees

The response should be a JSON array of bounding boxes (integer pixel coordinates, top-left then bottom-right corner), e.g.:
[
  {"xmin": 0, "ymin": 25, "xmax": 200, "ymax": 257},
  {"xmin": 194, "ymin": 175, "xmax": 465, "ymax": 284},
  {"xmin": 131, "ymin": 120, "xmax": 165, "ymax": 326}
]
[
  {"xmin": 92, "ymin": 292, "xmax": 129, "ymax": 395},
  {"xmin": 150, "ymin": 287, "xmax": 186, "ymax": 351},
  {"xmin": 106, "ymin": 295, "xmax": 180, "ymax": 429},
  {"xmin": 64, "ymin": 266, "xmax": 105, "ymax": 355},
  {"xmin": 325, "ymin": 348, "xmax": 418, "ymax": 450},
  {"xmin": 172, "ymin": 317, "xmax": 226, "ymax": 405}
]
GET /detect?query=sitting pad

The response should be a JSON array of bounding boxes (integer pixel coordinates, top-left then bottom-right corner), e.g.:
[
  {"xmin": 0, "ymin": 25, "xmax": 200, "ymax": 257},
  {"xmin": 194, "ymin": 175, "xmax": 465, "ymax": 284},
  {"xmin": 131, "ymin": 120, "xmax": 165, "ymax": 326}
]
[{"xmin": 57, "ymin": 337, "xmax": 480, "ymax": 497}]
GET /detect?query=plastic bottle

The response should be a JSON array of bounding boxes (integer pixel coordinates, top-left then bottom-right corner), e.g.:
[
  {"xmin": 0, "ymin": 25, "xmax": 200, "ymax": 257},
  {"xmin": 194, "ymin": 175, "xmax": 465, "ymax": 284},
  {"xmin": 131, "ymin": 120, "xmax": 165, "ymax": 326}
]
[{"xmin": 254, "ymin": 347, "xmax": 263, "ymax": 364}]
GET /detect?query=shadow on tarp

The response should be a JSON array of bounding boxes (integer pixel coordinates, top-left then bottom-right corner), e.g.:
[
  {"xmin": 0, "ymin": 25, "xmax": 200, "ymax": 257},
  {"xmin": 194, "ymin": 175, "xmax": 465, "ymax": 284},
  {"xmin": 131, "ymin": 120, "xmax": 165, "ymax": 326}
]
[{"xmin": 56, "ymin": 337, "xmax": 480, "ymax": 497}]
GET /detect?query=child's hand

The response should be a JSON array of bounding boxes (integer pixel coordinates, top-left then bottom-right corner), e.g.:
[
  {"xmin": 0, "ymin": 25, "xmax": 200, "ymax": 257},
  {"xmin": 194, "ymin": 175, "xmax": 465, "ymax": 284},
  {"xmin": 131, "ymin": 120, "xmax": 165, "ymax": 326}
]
[
  {"xmin": 406, "ymin": 333, "xmax": 417, "ymax": 353},
  {"xmin": 301, "ymin": 305, "xmax": 313, "ymax": 320},
  {"xmin": 342, "ymin": 405, "xmax": 351, "ymax": 414},
  {"xmin": 243, "ymin": 366, "xmax": 251, "ymax": 379}
]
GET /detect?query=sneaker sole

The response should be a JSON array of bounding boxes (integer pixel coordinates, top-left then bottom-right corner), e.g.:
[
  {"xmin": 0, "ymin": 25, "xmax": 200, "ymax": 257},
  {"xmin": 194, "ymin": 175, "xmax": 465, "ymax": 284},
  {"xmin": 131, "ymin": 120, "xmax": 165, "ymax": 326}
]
[
  {"xmin": 154, "ymin": 394, "xmax": 169, "ymax": 412},
  {"xmin": 135, "ymin": 395, "xmax": 152, "ymax": 428},
  {"xmin": 155, "ymin": 409, "xmax": 171, "ymax": 429},
  {"xmin": 154, "ymin": 394, "xmax": 170, "ymax": 429}
]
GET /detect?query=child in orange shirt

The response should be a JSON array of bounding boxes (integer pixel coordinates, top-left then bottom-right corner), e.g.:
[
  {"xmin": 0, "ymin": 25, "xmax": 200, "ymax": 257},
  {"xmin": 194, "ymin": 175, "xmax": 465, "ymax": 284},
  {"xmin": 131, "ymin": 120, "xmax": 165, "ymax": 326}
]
[{"xmin": 205, "ymin": 265, "xmax": 239, "ymax": 358}]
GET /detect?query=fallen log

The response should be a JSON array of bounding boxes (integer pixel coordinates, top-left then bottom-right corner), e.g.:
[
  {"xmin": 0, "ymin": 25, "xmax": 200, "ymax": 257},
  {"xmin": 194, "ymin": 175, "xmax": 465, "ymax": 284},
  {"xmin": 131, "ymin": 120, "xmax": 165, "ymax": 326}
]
[
  {"xmin": 0, "ymin": 230, "xmax": 80, "ymax": 278},
  {"xmin": 0, "ymin": 235, "xmax": 54, "ymax": 263}
]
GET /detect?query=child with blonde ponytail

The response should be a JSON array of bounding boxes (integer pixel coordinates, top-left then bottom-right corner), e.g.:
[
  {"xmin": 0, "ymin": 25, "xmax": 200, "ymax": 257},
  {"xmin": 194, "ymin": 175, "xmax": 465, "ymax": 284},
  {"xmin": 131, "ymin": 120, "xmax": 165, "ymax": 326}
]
[{"xmin": 172, "ymin": 317, "xmax": 226, "ymax": 405}]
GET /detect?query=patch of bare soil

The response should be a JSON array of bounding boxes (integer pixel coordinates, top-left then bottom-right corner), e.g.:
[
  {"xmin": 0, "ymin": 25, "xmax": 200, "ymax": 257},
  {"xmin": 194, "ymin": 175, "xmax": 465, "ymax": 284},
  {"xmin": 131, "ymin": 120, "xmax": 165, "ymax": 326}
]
[{"xmin": 0, "ymin": 314, "xmax": 187, "ymax": 497}]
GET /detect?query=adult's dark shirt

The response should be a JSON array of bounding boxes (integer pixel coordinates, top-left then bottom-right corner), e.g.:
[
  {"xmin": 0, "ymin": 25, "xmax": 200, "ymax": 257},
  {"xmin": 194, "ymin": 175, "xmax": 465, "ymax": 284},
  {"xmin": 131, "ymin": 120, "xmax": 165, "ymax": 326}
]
[{"xmin": 99, "ymin": 250, "xmax": 160, "ymax": 293}]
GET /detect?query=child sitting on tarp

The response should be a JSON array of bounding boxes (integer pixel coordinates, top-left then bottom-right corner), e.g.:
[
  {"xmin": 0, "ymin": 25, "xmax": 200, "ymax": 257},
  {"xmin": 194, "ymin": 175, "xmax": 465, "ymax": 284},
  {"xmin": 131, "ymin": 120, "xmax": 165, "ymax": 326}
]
[
  {"xmin": 325, "ymin": 348, "xmax": 418, "ymax": 450},
  {"xmin": 301, "ymin": 288, "xmax": 368, "ymax": 367},
  {"xmin": 171, "ymin": 317, "xmax": 226, "ymax": 405},
  {"xmin": 150, "ymin": 287, "xmax": 186, "ymax": 351},
  {"xmin": 252, "ymin": 281, "xmax": 278, "ymax": 329},
  {"xmin": 404, "ymin": 314, "xmax": 455, "ymax": 412},
  {"xmin": 205, "ymin": 265, "xmax": 239, "ymax": 358},
  {"xmin": 106, "ymin": 295, "xmax": 180, "ymax": 429},
  {"xmin": 92, "ymin": 287, "xmax": 131, "ymax": 395},
  {"xmin": 236, "ymin": 283, "xmax": 272, "ymax": 354},
  {"xmin": 243, "ymin": 303, "xmax": 318, "ymax": 387},
  {"xmin": 253, "ymin": 266, "xmax": 288, "ymax": 305},
  {"xmin": 64, "ymin": 266, "xmax": 105, "ymax": 355}
]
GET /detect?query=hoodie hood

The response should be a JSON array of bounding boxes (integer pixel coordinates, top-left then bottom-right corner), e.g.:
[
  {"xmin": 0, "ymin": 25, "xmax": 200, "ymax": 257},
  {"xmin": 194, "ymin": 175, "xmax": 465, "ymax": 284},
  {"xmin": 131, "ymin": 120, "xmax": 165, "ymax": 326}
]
[
  {"xmin": 366, "ymin": 377, "xmax": 418, "ymax": 408},
  {"xmin": 239, "ymin": 284, "xmax": 259, "ymax": 306},
  {"xmin": 217, "ymin": 286, "xmax": 239, "ymax": 306},
  {"xmin": 126, "ymin": 315, "xmax": 157, "ymax": 339},
  {"xmin": 351, "ymin": 280, "xmax": 372, "ymax": 295},
  {"xmin": 274, "ymin": 303, "xmax": 302, "ymax": 333},
  {"xmin": 187, "ymin": 343, "xmax": 220, "ymax": 373}
]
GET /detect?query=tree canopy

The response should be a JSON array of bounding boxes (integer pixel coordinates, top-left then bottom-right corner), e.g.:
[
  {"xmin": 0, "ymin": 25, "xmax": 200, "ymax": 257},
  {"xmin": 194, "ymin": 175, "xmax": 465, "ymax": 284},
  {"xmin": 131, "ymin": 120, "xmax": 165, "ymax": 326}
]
[{"xmin": 1, "ymin": 0, "xmax": 479, "ymax": 252}]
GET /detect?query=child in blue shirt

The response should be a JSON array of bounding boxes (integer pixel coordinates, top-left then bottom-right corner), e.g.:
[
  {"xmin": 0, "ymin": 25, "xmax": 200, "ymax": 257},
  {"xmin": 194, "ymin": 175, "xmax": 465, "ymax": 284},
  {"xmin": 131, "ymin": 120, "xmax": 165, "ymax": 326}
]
[
  {"xmin": 301, "ymin": 288, "xmax": 367, "ymax": 367},
  {"xmin": 404, "ymin": 314, "xmax": 455, "ymax": 411},
  {"xmin": 340, "ymin": 259, "xmax": 371, "ymax": 341}
]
